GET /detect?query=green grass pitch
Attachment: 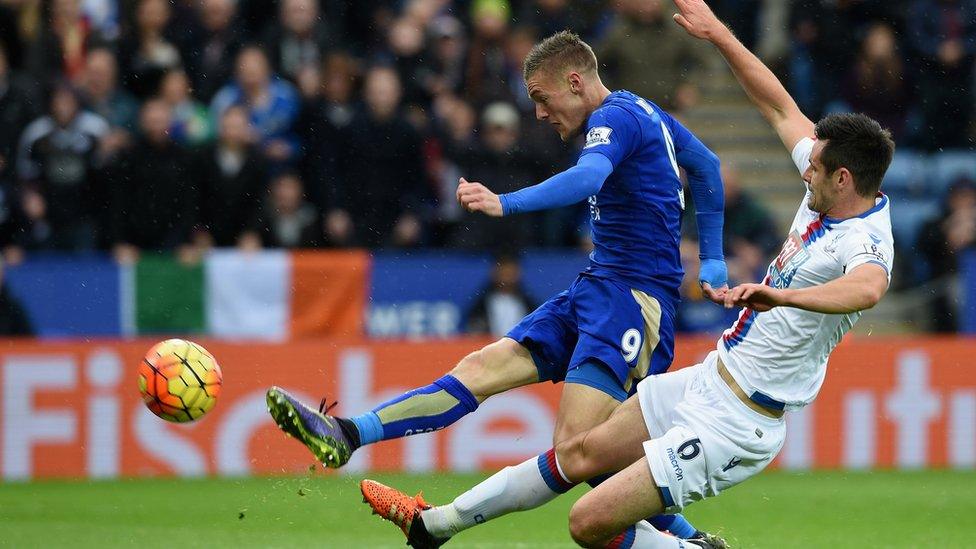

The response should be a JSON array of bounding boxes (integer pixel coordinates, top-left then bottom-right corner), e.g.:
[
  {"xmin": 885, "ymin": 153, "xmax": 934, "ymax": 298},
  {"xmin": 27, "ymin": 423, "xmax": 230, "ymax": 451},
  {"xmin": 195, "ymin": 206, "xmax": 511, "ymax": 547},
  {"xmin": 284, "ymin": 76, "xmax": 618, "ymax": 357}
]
[{"xmin": 2, "ymin": 470, "xmax": 974, "ymax": 547}]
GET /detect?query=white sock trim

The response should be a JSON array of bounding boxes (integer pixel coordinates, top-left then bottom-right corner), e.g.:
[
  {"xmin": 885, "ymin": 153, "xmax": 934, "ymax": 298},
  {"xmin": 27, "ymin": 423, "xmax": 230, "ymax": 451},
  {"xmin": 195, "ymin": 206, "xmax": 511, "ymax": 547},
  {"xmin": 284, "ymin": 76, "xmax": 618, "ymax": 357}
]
[{"xmin": 552, "ymin": 450, "xmax": 572, "ymax": 485}]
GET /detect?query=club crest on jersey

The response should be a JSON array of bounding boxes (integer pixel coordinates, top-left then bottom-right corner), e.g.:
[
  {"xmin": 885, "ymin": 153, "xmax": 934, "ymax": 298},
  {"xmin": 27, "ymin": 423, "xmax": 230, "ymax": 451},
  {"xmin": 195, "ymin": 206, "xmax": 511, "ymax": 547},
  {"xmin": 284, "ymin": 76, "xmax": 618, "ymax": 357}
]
[
  {"xmin": 770, "ymin": 230, "xmax": 811, "ymax": 289},
  {"xmin": 584, "ymin": 126, "xmax": 612, "ymax": 148}
]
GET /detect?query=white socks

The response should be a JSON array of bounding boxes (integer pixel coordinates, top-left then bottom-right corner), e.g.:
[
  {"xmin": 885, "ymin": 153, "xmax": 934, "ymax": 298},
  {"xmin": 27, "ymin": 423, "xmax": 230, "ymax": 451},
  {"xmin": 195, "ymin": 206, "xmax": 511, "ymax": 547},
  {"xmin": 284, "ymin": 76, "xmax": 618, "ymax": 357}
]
[{"xmin": 421, "ymin": 450, "xmax": 574, "ymax": 539}]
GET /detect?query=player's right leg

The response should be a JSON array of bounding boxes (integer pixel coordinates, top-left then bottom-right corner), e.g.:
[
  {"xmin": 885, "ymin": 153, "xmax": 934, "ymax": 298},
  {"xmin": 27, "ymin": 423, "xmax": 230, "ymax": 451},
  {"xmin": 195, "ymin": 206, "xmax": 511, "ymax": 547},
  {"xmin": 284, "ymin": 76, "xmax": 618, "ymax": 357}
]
[
  {"xmin": 265, "ymin": 337, "xmax": 539, "ymax": 467},
  {"xmin": 267, "ymin": 290, "xmax": 576, "ymax": 468}
]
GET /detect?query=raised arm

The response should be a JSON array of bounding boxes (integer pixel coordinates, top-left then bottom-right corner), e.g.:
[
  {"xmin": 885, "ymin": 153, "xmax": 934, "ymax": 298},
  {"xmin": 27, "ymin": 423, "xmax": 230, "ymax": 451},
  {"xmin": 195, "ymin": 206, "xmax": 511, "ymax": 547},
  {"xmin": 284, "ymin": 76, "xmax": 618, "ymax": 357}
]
[{"xmin": 672, "ymin": 0, "xmax": 815, "ymax": 151}]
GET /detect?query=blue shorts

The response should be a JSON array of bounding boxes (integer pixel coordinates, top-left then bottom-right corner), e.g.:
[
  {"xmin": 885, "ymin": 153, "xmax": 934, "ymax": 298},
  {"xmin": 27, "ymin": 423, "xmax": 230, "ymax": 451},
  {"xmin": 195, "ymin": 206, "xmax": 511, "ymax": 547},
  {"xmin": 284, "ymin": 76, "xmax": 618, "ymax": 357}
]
[{"xmin": 506, "ymin": 275, "xmax": 676, "ymax": 402}]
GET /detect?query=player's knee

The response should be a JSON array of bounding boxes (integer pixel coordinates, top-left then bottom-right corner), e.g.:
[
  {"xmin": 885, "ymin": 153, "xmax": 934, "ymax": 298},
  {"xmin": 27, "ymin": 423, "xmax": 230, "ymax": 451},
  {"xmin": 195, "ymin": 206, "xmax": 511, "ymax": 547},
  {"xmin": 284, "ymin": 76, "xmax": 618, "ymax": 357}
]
[
  {"xmin": 554, "ymin": 433, "xmax": 595, "ymax": 483},
  {"xmin": 449, "ymin": 339, "xmax": 524, "ymax": 400},
  {"xmin": 568, "ymin": 499, "xmax": 609, "ymax": 548},
  {"xmin": 448, "ymin": 349, "xmax": 490, "ymax": 399},
  {"xmin": 552, "ymin": 418, "xmax": 580, "ymax": 447}
]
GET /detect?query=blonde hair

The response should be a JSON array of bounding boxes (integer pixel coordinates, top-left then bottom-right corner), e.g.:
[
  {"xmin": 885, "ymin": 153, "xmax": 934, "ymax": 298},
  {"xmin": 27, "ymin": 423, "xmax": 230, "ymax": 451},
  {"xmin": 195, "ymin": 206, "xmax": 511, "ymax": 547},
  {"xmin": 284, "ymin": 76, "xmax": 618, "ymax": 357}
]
[{"xmin": 522, "ymin": 30, "xmax": 598, "ymax": 80}]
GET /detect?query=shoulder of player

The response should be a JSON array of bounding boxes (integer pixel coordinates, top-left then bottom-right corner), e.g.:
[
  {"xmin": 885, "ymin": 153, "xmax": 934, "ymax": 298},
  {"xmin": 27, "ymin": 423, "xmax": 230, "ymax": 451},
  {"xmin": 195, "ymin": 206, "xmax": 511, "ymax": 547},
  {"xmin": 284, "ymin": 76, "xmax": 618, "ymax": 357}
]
[
  {"xmin": 833, "ymin": 217, "xmax": 894, "ymax": 251},
  {"xmin": 589, "ymin": 100, "xmax": 645, "ymax": 127}
]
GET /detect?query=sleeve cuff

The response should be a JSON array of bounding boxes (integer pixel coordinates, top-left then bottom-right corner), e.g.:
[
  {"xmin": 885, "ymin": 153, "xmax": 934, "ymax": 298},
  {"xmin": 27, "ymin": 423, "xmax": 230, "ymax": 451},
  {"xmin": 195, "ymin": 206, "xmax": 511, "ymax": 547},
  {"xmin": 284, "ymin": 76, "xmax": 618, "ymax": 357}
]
[{"xmin": 499, "ymin": 193, "xmax": 513, "ymax": 216}]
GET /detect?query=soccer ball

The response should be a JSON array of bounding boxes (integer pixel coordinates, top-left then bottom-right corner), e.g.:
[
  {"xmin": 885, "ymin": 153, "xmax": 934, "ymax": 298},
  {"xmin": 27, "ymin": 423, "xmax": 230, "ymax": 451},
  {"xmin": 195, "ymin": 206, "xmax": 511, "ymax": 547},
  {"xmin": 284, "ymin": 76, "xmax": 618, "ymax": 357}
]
[{"xmin": 138, "ymin": 339, "xmax": 223, "ymax": 423}]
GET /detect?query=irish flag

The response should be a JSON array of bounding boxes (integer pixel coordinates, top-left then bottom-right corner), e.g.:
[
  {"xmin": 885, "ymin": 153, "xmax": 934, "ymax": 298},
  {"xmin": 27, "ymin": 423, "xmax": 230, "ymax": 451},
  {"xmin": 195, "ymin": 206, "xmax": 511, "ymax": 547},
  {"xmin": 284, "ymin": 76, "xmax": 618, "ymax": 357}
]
[{"xmin": 121, "ymin": 250, "xmax": 369, "ymax": 340}]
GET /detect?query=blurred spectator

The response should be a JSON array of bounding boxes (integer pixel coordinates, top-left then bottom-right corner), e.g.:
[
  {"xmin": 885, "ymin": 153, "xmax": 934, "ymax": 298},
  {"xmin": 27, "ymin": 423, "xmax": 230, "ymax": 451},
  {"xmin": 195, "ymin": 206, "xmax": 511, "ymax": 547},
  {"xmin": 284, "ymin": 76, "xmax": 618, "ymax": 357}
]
[
  {"xmin": 517, "ymin": 0, "xmax": 573, "ymax": 39},
  {"xmin": 449, "ymin": 102, "xmax": 539, "ymax": 252},
  {"xmin": 260, "ymin": 0, "xmax": 340, "ymax": 82},
  {"xmin": 427, "ymin": 94, "xmax": 475, "ymax": 236},
  {"xmin": 789, "ymin": 0, "xmax": 906, "ymax": 119},
  {"xmin": 27, "ymin": 0, "xmax": 104, "ymax": 84},
  {"xmin": 719, "ymin": 164, "xmax": 779, "ymax": 283},
  {"xmin": 211, "ymin": 46, "xmax": 300, "ymax": 166},
  {"xmin": 160, "ymin": 69, "xmax": 214, "ymax": 147},
  {"xmin": 80, "ymin": 0, "xmax": 120, "ymax": 41},
  {"xmin": 243, "ymin": 171, "xmax": 320, "ymax": 249},
  {"xmin": 713, "ymin": 0, "xmax": 762, "ymax": 51},
  {"xmin": 416, "ymin": 16, "xmax": 467, "ymax": 101},
  {"xmin": 298, "ymin": 51, "xmax": 358, "ymax": 212},
  {"xmin": 294, "ymin": 63, "xmax": 321, "ymax": 101},
  {"xmin": 334, "ymin": 66, "xmax": 425, "ymax": 248},
  {"xmin": 0, "ymin": 44, "xmax": 40, "ymax": 185},
  {"xmin": 917, "ymin": 178, "xmax": 976, "ymax": 331},
  {"xmin": 16, "ymin": 83, "xmax": 108, "ymax": 250},
  {"xmin": 118, "ymin": 0, "xmax": 183, "ymax": 99},
  {"xmin": 502, "ymin": 26, "xmax": 537, "ymax": 113},
  {"xmin": 108, "ymin": 99, "xmax": 195, "ymax": 262},
  {"xmin": 598, "ymin": 0, "xmax": 706, "ymax": 110},
  {"xmin": 388, "ymin": 17, "xmax": 428, "ymax": 107},
  {"xmin": 466, "ymin": 255, "xmax": 536, "ymax": 337},
  {"xmin": 833, "ymin": 23, "xmax": 912, "ymax": 140},
  {"xmin": 79, "ymin": 47, "xmax": 138, "ymax": 160},
  {"xmin": 182, "ymin": 0, "xmax": 244, "ymax": 102},
  {"xmin": 908, "ymin": 0, "xmax": 976, "ymax": 150},
  {"xmin": 463, "ymin": 0, "xmax": 513, "ymax": 106},
  {"xmin": 193, "ymin": 106, "xmax": 266, "ymax": 248},
  {"xmin": 0, "ymin": 261, "xmax": 33, "ymax": 336}
]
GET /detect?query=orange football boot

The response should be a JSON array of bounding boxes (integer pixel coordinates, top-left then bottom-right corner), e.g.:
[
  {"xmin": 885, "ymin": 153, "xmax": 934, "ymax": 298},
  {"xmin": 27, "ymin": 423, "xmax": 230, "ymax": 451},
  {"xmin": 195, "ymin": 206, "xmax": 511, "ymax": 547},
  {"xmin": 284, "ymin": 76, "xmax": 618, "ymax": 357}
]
[{"xmin": 360, "ymin": 479, "xmax": 448, "ymax": 548}]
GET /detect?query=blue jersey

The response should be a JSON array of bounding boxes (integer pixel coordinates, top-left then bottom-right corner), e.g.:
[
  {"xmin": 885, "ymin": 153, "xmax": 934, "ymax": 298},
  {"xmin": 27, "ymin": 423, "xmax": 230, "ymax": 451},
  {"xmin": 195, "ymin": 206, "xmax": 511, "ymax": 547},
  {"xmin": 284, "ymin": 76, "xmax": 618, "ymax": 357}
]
[{"xmin": 579, "ymin": 90, "xmax": 690, "ymax": 304}]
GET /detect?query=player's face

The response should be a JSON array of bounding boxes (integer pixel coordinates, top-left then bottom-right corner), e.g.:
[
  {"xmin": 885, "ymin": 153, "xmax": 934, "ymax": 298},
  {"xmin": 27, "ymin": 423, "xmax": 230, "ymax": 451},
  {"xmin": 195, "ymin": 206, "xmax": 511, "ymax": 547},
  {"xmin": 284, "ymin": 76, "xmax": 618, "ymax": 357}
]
[
  {"xmin": 526, "ymin": 70, "xmax": 588, "ymax": 141},
  {"xmin": 803, "ymin": 140, "xmax": 841, "ymax": 214}
]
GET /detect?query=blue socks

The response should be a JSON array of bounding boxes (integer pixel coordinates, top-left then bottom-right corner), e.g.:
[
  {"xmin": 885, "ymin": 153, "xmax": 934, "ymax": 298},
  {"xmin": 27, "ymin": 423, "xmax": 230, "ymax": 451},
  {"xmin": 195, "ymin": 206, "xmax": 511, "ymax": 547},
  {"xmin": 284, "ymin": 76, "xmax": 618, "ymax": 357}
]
[
  {"xmin": 349, "ymin": 375, "xmax": 479, "ymax": 445},
  {"xmin": 647, "ymin": 514, "xmax": 697, "ymax": 539}
]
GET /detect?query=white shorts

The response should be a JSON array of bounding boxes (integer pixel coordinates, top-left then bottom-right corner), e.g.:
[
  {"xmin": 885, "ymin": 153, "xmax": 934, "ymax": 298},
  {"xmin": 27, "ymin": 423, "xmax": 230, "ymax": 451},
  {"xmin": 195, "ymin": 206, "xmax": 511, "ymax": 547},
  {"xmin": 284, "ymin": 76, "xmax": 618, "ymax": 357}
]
[{"xmin": 636, "ymin": 351, "xmax": 786, "ymax": 512}]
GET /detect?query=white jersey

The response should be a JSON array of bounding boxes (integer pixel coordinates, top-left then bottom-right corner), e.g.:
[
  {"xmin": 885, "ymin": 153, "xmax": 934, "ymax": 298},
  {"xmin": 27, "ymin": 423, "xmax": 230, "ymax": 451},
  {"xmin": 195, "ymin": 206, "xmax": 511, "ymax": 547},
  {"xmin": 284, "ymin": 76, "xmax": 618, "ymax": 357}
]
[{"xmin": 716, "ymin": 137, "xmax": 894, "ymax": 411}]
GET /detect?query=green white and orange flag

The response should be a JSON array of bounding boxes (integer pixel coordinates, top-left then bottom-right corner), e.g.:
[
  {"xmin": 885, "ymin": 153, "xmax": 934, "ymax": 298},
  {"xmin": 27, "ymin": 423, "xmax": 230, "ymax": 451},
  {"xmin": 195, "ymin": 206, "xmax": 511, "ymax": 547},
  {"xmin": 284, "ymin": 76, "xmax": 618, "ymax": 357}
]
[{"xmin": 120, "ymin": 250, "xmax": 369, "ymax": 340}]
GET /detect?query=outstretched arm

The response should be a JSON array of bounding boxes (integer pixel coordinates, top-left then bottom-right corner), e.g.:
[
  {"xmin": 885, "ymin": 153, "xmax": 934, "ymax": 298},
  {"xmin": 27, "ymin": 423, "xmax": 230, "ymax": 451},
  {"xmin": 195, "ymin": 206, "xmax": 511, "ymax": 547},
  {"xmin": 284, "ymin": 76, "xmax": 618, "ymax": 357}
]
[
  {"xmin": 457, "ymin": 153, "xmax": 613, "ymax": 217},
  {"xmin": 672, "ymin": 0, "xmax": 815, "ymax": 151},
  {"xmin": 726, "ymin": 264, "xmax": 889, "ymax": 314}
]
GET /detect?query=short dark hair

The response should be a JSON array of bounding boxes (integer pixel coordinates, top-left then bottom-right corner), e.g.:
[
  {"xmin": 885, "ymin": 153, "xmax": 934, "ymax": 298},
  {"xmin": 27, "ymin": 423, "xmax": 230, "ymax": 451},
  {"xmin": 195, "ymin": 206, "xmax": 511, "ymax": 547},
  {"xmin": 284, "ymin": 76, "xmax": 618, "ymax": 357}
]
[
  {"xmin": 523, "ymin": 30, "xmax": 598, "ymax": 81},
  {"xmin": 814, "ymin": 113, "xmax": 895, "ymax": 197}
]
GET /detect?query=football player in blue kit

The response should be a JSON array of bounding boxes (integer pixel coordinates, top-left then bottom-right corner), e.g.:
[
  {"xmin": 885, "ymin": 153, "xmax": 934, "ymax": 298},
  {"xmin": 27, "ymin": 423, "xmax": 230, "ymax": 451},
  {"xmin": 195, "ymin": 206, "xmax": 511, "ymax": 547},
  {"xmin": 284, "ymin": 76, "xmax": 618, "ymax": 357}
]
[{"xmin": 266, "ymin": 30, "xmax": 728, "ymax": 546}]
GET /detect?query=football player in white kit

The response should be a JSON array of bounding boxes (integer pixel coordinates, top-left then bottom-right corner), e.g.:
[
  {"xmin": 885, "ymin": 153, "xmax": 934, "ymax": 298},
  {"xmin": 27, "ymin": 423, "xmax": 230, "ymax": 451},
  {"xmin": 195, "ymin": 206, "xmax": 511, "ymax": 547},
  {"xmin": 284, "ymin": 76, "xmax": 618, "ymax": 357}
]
[
  {"xmin": 356, "ymin": 1, "xmax": 896, "ymax": 547},
  {"xmin": 549, "ymin": 1, "xmax": 897, "ymax": 546}
]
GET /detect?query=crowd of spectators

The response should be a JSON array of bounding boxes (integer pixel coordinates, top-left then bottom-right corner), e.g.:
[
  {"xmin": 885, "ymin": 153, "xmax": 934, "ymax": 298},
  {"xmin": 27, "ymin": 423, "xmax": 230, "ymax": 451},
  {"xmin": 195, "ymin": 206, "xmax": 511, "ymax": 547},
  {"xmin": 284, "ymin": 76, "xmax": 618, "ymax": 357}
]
[
  {"xmin": 0, "ymin": 0, "xmax": 973, "ymax": 332},
  {"xmin": 787, "ymin": 0, "xmax": 976, "ymax": 150},
  {"xmin": 0, "ymin": 0, "xmax": 775, "ymax": 262}
]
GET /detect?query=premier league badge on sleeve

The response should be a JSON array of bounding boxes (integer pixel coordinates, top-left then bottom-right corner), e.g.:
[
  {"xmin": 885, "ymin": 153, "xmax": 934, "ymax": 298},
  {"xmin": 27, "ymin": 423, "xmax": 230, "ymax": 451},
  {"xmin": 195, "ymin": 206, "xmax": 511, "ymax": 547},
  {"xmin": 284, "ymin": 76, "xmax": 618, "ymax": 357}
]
[{"xmin": 584, "ymin": 126, "xmax": 613, "ymax": 148}]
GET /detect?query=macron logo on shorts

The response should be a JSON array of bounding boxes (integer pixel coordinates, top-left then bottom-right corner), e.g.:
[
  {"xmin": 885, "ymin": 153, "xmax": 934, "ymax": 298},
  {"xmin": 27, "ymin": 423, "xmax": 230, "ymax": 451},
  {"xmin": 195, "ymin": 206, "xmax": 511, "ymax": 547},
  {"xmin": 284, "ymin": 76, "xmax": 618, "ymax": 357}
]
[
  {"xmin": 584, "ymin": 126, "xmax": 612, "ymax": 148},
  {"xmin": 666, "ymin": 446, "xmax": 684, "ymax": 481}
]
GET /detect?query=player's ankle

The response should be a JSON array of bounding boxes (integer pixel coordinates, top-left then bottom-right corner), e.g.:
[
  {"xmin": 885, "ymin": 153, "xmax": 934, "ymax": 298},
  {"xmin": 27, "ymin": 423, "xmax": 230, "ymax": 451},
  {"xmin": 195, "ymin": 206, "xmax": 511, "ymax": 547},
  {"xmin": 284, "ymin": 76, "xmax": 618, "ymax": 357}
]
[
  {"xmin": 420, "ymin": 505, "xmax": 459, "ymax": 539},
  {"xmin": 335, "ymin": 417, "xmax": 362, "ymax": 449}
]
